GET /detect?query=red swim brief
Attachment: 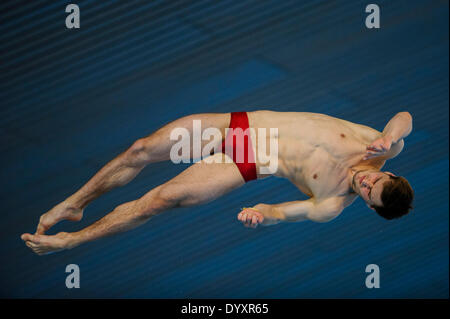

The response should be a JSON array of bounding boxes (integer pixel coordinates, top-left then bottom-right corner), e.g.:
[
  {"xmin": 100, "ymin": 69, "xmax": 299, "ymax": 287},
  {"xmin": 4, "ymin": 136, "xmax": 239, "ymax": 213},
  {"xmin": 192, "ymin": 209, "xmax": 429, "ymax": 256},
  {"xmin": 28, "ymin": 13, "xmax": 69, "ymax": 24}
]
[{"xmin": 221, "ymin": 112, "xmax": 257, "ymax": 182}]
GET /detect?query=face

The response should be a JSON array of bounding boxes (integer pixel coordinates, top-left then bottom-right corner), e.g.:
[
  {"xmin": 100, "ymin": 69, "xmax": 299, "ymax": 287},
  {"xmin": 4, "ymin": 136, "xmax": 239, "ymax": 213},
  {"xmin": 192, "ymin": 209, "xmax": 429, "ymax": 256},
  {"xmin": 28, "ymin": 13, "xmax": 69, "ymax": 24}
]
[{"xmin": 353, "ymin": 170, "xmax": 396, "ymax": 208}]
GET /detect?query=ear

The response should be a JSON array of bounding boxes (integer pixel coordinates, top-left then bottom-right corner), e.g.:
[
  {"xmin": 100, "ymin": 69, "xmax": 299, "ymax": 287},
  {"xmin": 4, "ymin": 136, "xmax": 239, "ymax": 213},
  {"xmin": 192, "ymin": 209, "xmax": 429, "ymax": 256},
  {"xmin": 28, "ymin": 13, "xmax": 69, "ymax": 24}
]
[{"xmin": 385, "ymin": 171, "xmax": 396, "ymax": 177}]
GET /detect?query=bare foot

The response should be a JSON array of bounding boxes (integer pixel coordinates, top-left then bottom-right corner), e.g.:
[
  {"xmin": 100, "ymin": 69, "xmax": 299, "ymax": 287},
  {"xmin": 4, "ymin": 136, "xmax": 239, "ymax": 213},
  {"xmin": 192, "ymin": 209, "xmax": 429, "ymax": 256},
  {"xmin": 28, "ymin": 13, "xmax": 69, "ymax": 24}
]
[
  {"xmin": 21, "ymin": 232, "xmax": 74, "ymax": 255},
  {"xmin": 36, "ymin": 201, "xmax": 84, "ymax": 235}
]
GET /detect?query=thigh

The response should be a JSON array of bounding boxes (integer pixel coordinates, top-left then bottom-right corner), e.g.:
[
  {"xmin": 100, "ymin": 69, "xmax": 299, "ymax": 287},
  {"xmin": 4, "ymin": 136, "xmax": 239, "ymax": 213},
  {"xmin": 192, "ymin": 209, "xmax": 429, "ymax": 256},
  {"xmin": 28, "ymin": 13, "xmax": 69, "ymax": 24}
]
[
  {"xmin": 141, "ymin": 113, "xmax": 231, "ymax": 162},
  {"xmin": 160, "ymin": 153, "xmax": 245, "ymax": 207},
  {"xmin": 150, "ymin": 113, "xmax": 231, "ymax": 140}
]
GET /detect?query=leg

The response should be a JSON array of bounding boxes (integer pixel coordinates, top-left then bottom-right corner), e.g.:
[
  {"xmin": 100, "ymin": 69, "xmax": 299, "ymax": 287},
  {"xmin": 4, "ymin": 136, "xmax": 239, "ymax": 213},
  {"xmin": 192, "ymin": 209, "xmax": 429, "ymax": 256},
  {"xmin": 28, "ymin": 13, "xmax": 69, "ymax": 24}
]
[
  {"xmin": 134, "ymin": 113, "xmax": 231, "ymax": 163},
  {"xmin": 35, "ymin": 113, "xmax": 231, "ymax": 235},
  {"xmin": 139, "ymin": 153, "xmax": 245, "ymax": 210},
  {"xmin": 22, "ymin": 154, "xmax": 245, "ymax": 255}
]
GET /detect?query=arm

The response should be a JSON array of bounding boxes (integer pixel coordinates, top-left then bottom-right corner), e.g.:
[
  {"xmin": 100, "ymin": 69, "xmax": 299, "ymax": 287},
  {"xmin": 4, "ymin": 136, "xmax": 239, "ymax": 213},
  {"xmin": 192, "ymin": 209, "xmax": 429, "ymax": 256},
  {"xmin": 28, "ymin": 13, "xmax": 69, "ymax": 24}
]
[
  {"xmin": 365, "ymin": 111, "xmax": 413, "ymax": 160},
  {"xmin": 238, "ymin": 197, "xmax": 343, "ymax": 227},
  {"xmin": 382, "ymin": 111, "xmax": 413, "ymax": 144}
]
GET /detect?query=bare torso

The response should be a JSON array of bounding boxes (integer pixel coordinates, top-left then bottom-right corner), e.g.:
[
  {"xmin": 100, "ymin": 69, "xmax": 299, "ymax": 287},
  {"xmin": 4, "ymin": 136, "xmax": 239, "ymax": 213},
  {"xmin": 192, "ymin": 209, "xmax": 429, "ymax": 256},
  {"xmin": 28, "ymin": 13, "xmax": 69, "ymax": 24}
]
[{"xmin": 248, "ymin": 111, "xmax": 386, "ymax": 206}]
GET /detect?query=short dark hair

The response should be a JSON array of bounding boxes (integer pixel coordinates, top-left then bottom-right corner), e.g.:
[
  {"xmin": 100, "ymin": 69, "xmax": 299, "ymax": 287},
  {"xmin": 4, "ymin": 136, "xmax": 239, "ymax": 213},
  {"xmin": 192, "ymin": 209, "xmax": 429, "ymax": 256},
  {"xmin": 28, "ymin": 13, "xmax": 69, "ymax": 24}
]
[{"xmin": 372, "ymin": 176, "xmax": 414, "ymax": 220}]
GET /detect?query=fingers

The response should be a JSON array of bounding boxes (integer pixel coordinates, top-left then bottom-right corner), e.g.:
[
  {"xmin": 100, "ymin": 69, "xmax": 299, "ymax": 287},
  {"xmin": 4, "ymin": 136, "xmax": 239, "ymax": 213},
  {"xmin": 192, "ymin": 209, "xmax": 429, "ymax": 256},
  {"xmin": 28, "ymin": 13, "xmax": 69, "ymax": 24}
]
[
  {"xmin": 363, "ymin": 153, "xmax": 379, "ymax": 160},
  {"xmin": 242, "ymin": 213, "xmax": 253, "ymax": 227},
  {"xmin": 247, "ymin": 215, "xmax": 257, "ymax": 228},
  {"xmin": 364, "ymin": 145, "xmax": 388, "ymax": 160},
  {"xmin": 367, "ymin": 136, "xmax": 391, "ymax": 153},
  {"xmin": 237, "ymin": 208, "xmax": 263, "ymax": 228},
  {"xmin": 366, "ymin": 145, "xmax": 386, "ymax": 152},
  {"xmin": 237, "ymin": 210, "xmax": 249, "ymax": 225}
]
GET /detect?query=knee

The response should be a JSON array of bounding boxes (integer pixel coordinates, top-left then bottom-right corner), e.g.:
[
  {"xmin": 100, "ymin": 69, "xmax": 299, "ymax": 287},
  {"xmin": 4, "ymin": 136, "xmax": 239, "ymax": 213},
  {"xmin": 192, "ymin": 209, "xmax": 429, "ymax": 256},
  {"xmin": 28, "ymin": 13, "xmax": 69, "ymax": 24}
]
[
  {"xmin": 129, "ymin": 138, "xmax": 149, "ymax": 154},
  {"xmin": 157, "ymin": 184, "xmax": 184, "ymax": 209},
  {"xmin": 126, "ymin": 138, "xmax": 151, "ymax": 166},
  {"xmin": 159, "ymin": 182, "xmax": 206, "ymax": 208},
  {"xmin": 137, "ymin": 184, "xmax": 181, "ymax": 218}
]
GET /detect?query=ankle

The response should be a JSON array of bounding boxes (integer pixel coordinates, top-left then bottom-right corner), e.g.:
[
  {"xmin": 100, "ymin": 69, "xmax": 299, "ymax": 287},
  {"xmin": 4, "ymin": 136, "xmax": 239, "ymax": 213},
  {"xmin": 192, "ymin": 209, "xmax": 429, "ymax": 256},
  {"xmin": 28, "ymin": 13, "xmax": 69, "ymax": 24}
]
[{"xmin": 63, "ymin": 196, "xmax": 85, "ymax": 211}]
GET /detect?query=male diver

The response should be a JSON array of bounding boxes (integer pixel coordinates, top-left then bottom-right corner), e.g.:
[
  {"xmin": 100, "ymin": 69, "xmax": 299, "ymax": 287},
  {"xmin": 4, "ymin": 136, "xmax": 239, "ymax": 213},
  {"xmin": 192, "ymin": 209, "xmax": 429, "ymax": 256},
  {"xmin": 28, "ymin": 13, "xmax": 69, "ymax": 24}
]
[{"xmin": 21, "ymin": 111, "xmax": 414, "ymax": 255}]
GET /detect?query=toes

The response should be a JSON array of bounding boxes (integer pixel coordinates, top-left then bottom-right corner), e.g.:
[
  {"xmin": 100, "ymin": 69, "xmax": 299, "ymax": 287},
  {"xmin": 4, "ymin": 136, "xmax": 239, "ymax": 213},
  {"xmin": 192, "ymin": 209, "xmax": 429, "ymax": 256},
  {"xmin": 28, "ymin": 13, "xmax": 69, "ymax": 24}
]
[
  {"xmin": 36, "ymin": 218, "xmax": 50, "ymax": 234},
  {"xmin": 25, "ymin": 241, "xmax": 36, "ymax": 248},
  {"xmin": 25, "ymin": 241, "xmax": 43, "ymax": 255},
  {"xmin": 21, "ymin": 233, "xmax": 33, "ymax": 242},
  {"xmin": 36, "ymin": 217, "xmax": 50, "ymax": 235},
  {"xmin": 36, "ymin": 224, "xmax": 48, "ymax": 235},
  {"xmin": 21, "ymin": 233, "xmax": 40, "ymax": 244}
]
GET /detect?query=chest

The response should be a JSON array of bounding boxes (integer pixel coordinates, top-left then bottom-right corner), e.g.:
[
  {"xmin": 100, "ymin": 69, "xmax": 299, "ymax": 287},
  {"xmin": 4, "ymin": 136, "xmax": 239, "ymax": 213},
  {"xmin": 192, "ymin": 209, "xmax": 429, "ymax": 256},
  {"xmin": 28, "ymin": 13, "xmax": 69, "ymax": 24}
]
[{"xmin": 279, "ymin": 148, "xmax": 352, "ymax": 198}]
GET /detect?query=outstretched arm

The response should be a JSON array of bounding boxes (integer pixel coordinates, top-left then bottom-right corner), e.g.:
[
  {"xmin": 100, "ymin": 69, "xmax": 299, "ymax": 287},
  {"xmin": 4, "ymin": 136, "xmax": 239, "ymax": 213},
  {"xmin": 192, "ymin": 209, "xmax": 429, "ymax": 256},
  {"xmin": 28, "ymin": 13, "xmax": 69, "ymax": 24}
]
[
  {"xmin": 365, "ymin": 111, "xmax": 413, "ymax": 160},
  {"xmin": 237, "ymin": 198, "xmax": 343, "ymax": 227}
]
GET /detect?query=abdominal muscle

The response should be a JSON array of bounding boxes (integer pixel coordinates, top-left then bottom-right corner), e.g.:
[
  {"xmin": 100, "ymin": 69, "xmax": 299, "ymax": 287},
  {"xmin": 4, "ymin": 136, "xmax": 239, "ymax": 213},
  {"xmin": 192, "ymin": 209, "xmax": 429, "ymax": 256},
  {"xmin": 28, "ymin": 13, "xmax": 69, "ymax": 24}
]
[{"xmin": 247, "ymin": 110, "xmax": 383, "ymax": 198}]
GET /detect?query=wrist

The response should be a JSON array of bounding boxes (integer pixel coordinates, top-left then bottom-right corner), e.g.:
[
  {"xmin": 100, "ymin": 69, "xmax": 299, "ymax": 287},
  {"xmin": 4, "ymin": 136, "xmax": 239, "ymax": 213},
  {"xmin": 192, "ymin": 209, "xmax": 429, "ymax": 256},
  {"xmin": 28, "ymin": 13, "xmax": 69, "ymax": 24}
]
[
  {"xmin": 382, "ymin": 133, "xmax": 396, "ymax": 144},
  {"xmin": 252, "ymin": 203, "xmax": 269, "ymax": 214},
  {"xmin": 254, "ymin": 204, "xmax": 285, "ymax": 221}
]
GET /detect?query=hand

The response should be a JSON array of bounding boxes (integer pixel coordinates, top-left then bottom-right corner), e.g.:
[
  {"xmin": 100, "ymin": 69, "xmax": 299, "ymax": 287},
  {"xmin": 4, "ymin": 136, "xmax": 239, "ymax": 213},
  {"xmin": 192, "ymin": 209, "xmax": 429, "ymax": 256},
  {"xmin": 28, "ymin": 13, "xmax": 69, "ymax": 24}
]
[
  {"xmin": 364, "ymin": 135, "xmax": 393, "ymax": 160},
  {"xmin": 237, "ymin": 207, "xmax": 264, "ymax": 228},
  {"xmin": 21, "ymin": 232, "xmax": 74, "ymax": 256}
]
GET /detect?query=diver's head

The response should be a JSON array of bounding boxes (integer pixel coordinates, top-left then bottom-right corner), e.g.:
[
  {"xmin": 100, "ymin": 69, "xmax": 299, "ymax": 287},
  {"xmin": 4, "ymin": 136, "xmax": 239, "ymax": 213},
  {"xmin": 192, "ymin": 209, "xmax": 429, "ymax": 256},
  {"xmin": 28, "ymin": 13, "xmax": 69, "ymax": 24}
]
[{"xmin": 352, "ymin": 170, "xmax": 414, "ymax": 220}]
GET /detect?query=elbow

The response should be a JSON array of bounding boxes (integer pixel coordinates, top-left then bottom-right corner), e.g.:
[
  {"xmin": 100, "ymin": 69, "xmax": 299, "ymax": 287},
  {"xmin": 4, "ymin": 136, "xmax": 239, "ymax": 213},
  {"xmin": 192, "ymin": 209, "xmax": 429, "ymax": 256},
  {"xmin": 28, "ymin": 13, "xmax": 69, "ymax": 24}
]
[
  {"xmin": 399, "ymin": 111, "xmax": 413, "ymax": 136},
  {"xmin": 398, "ymin": 111, "xmax": 413, "ymax": 122}
]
